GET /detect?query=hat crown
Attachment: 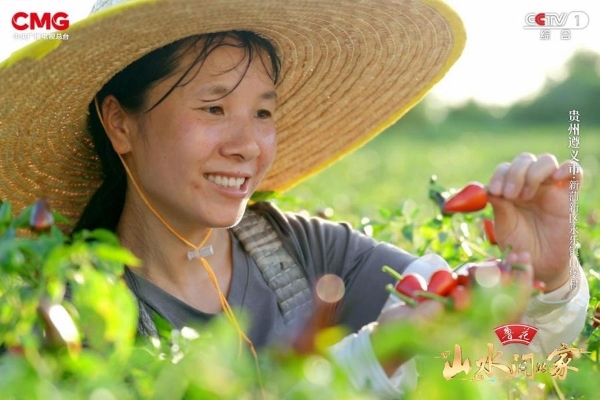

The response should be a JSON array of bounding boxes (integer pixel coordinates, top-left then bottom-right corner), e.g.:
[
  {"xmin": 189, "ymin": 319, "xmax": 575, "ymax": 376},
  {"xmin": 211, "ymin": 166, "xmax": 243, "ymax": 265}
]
[
  {"xmin": 91, "ymin": 0, "xmax": 127, "ymax": 14},
  {"xmin": 0, "ymin": 0, "xmax": 465, "ymax": 228}
]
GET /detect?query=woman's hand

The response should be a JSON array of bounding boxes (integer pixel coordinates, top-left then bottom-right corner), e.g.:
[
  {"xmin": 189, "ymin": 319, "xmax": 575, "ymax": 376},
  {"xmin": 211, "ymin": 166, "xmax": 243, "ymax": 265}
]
[
  {"xmin": 372, "ymin": 300, "xmax": 444, "ymax": 376},
  {"xmin": 371, "ymin": 252, "xmax": 534, "ymax": 376},
  {"xmin": 487, "ymin": 153, "xmax": 582, "ymax": 292}
]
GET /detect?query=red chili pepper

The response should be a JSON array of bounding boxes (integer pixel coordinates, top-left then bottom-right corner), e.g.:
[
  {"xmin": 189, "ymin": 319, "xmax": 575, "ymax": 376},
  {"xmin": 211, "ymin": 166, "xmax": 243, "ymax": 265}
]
[
  {"xmin": 29, "ymin": 198, "xmax": 54, "ymax": 232},
  {"xmin": 385, "ymin": 284, "xmax": 418, "ymax": 307},
  {"xmin": 443, "ymin": 182, "xmax": 488, "ymax": 214},
  {"xmin": 394, "ymin": 273, "xmax": 428, "ymax": 300},
  {"xmin": 532, "ymin": 280, "xmax": 546, "ymax": 294},
  {"xmin": 7, "ymin": 345, "xmax": 25, "ymax": 356},
  {"xmin": 455, "ymin": 273, "xmax": 471, "ymax": 287},
  {"xmin": 482, "ymin": 218, "xmax": 497, "ymax": 245},
  {"xmin": 450, "ymin": 285, "xmax": 471, "ymax": 311},
  {"xmin": 427, "ymin": 270, "xmax": 458, "ymax": 296},
  {"xmin": 592, "ymin": 306, "xmax": 600, "ymax": 329}
]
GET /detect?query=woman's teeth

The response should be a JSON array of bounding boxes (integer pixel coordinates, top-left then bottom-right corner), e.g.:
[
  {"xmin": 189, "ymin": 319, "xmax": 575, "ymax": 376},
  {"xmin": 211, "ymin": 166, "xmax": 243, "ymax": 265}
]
[{"xmin": 207, "ymin": 175, "xmax": 245, "ymax": 189}]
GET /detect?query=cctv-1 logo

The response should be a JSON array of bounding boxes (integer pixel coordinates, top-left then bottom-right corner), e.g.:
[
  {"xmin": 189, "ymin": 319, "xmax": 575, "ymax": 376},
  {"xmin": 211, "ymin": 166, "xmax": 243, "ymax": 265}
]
[{"xmin": 524, "ymin": 11, "xmax": 589, "ymax": 29}]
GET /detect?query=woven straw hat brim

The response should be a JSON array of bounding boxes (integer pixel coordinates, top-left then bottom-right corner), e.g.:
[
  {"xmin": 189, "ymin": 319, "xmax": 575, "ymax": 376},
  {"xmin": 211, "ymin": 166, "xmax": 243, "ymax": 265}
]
[{"xmin": 0, "ymin": 0, "xmax": 465, "ymax": 228}]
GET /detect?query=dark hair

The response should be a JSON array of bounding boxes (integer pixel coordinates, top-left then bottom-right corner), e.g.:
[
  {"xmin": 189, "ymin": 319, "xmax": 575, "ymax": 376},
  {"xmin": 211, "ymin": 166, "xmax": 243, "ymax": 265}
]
[{"xmin": 73, "ymin": 30, "xmax": 281, "ymax": 234}]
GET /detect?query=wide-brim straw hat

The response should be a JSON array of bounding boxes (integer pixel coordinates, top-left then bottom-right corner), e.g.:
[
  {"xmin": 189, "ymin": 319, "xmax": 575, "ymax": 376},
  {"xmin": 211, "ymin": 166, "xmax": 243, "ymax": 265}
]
[{"xmin": 0, "ymin": 0, "xmax": 465, "ymax": 229}]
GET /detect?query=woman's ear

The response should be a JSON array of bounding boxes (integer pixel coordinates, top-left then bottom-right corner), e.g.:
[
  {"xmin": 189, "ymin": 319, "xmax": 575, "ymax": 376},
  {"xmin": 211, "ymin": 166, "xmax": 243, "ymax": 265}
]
[{"xmin": 100, "ymin": 95, "xmax": 136, "ymax": 154}]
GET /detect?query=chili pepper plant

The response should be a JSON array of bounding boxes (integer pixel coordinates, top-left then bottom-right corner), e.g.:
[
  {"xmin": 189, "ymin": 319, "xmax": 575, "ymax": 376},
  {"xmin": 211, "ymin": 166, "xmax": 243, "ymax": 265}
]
[{"xmin": 0, "ymin": 182, "xmax": 598, "ymax": 400}]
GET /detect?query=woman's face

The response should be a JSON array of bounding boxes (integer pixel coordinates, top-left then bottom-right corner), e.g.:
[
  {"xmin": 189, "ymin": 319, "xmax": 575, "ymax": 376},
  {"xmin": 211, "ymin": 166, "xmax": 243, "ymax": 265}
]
[{"xmin": 123, "ymin": 42, "xmax": 277, "ymax": 230}]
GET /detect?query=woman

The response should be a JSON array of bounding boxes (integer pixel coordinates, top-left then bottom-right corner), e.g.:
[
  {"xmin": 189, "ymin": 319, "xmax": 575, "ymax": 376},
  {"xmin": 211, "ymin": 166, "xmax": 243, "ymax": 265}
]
[{"xmin": 0, "ymin": 0, "xmax": 589, "ymax": 397}]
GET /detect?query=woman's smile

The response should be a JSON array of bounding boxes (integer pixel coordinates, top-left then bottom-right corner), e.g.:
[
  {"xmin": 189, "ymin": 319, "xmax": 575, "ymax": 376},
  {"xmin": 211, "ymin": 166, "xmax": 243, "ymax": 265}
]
[{"xmin": 119, "ymin": 42, "xmax": 277, "ymax": 229}]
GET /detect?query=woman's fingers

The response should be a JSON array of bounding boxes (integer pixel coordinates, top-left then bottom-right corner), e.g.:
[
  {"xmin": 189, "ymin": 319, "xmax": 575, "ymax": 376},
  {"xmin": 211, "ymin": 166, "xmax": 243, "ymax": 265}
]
[
  {"xmin": 488, "ymin": 162, "xmax": 510, "ymax": 196},
  {"xmin": 488, "ymin": 153, "xmax": 581, "ymax": 201},
  {"xmin": 501, "ymin": 152, "xmax": 537, "ymax": 200},
  {"xmin": 519, "ymin": 153, "xmax": 559, "ymax": 200},
  {"xmin": 378, "ymin": 299, "xmax": 444, "ymax": 325},
  {"xmin": 488, "ymin": 152, "xmax": 538, "ymax": 199},
  {"xmin": 552, "ymin": 159, "xmax": 584, "ymax": 184}
]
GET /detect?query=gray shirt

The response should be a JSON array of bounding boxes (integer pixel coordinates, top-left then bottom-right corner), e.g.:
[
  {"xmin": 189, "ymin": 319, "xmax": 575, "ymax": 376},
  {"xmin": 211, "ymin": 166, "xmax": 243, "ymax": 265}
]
[{"xmin": 126, "ymin": 202, "xmax": 416, "ymax": 348}]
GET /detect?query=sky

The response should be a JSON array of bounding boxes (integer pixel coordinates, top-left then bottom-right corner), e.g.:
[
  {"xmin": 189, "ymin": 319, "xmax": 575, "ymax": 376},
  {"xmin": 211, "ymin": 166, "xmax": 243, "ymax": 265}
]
[
  {"xmin": 1, "ymin": 0, "xmax": 599, "ymax": 107},
  {"xmin": 437, "ymin": 0, "xmax": 600, "ymax": 106}
]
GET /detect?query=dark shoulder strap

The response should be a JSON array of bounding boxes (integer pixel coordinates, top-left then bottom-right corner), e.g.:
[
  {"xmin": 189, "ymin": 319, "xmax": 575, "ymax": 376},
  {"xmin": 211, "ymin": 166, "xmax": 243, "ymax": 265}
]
[
  {"xmin": 129, "ymin": 206, "xmax": 314, "ymax": 336},
  {"xmin": 123, "ymin": 268, "xmax": 159, "ymax": 337},
  {"xmin": 231, "ymin": 208, "xmax": 313, "ymax": 326}
]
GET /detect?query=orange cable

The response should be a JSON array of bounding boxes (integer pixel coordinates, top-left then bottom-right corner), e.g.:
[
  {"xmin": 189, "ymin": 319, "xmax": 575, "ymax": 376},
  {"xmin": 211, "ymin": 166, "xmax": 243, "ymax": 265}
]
[{"xmin": 93, "ymin": 98, "xmax": 262, "ymax": 373}]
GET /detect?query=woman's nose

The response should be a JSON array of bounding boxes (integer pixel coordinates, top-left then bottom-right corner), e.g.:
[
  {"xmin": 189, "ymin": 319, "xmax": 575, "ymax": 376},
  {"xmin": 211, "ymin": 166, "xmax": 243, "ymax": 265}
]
[{"xmin": 221, "ymin": 116, "xmax": 261, "ymax": 161}]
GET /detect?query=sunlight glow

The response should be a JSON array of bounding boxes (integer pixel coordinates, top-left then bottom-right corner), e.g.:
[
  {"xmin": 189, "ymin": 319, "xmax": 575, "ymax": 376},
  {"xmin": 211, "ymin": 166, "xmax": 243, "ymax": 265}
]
[
  {"xmin": 432, "ymin": 0, "xmax": 600, "ymax": 106},
  {"xmin": 1, "ymin": 0, "xmax": 598, "ymax": 107}
]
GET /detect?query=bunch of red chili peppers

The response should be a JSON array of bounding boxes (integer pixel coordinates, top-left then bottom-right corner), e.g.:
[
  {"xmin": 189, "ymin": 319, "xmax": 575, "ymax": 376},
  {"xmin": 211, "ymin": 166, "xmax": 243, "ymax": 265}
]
[{"xmin": 385, "ymin": 179, "xmax": 547, "ymax": 310}]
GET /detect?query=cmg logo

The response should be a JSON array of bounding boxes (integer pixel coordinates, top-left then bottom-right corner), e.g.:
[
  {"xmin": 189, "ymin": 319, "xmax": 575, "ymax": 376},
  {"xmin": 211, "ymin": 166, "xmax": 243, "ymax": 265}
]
[{"xmin": 12, "ymin": 12, "xmax": 70, "ymax": 31}]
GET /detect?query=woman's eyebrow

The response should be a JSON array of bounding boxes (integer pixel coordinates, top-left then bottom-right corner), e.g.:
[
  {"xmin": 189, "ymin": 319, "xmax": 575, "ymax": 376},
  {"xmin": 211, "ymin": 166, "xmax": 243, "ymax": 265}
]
[
  {"xmin": 196, "ymin": 84, "xmax": 230, "ymax": 99},
  {"xmin": 195, "ymin": 84, "xmax": 278, "ymax": 101},
  {"xmin": 260, "ymin": 90, "xmax": 278, "ymax": 101}
]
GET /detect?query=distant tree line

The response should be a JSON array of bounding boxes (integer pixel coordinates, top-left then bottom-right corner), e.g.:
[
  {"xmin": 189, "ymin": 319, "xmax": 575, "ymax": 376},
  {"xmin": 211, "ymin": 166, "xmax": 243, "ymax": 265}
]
[{"xmin": 399, "ymin": 50, "xmax": 600, "ymax": 129}]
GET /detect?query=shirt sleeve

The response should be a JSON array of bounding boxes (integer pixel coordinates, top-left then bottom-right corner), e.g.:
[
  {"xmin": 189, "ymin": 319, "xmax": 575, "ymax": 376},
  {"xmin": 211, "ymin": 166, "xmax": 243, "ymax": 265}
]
[
  {"xmin": 254, "ymin": 203, "xmax": 589, "ymax": 396},
  {"xmin": 253, "ymin": 202, "xmax": 417, "ymax": 332},
  {"xmin": 327, "ymin": 254, "xmax": 589, "ymax": 398},
  {"xmin": 327, "ymin": 322, "xmax": 418, "ymax": 399},
  {"xmin": 521, "ymin": 260, "xmax": 589, "ymax": 355},
  {"xmin": 326, "ymin": 254, "xmax": 447, "ymax": 398}
]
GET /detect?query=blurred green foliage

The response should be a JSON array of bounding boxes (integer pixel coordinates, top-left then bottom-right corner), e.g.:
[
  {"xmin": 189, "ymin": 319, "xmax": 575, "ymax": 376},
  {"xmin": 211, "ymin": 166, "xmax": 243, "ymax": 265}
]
[
  {"xmin": 285, "ymin": 50, "xmax": 600, "ymax": 226},
  {"xmin": 284, "ymin": 125, "xmax": 599, "ymax": 228},
  {"xmin": 1, "ymin": 189, "xmax": 598, "ymax": 399},
  {"xmin": 0, "ymin": 50, "xmax": 598, "ymax": 400}
]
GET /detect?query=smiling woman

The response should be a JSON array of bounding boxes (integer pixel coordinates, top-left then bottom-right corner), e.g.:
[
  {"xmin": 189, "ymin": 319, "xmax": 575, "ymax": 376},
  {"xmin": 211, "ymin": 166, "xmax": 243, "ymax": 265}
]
[
  {"xmin": 0, "ymin": 0, "xmax": 590, "ymax": 398},
  {"xmin": 82, "ymin": 32, "xmax": 280, "ymax": 319},
  {"xmin": 67, "ymin": 33, "xmax": 284, "ymax": 351},
  {"xmin": 77, "ymin": 31, "xmax": 280, "ymax": 234}
]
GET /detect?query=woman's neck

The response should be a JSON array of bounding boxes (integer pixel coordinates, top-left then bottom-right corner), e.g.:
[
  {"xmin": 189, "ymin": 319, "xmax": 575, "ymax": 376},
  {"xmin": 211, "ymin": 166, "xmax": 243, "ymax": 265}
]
[{"xmin": 117, "ymin": 197, "xmax": 234, "ymax": 313}]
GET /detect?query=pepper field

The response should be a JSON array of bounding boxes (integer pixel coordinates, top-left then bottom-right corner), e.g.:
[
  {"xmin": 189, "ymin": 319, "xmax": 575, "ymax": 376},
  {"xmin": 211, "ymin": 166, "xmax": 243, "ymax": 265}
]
[{"xmin": 0, "ymin": 123, "xmax": 598, "ymax": 399}]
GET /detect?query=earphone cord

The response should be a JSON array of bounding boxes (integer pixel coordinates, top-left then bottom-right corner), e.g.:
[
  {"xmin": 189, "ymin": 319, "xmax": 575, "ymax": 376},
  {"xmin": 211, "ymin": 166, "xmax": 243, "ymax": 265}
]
[{"xmin": 93, "ymin": 97, "xmax": 264, "ymax": 394}]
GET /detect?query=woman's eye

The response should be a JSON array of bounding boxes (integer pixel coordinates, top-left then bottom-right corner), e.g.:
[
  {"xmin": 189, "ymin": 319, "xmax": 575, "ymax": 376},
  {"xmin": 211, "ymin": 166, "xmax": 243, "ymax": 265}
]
[
  {"xmin": 256, "ymin": 109, "xmax": 272, "ymax": 119},
  {"xmin": 205, "ymin": 106, "xmax": 224, "ymax": 115}
]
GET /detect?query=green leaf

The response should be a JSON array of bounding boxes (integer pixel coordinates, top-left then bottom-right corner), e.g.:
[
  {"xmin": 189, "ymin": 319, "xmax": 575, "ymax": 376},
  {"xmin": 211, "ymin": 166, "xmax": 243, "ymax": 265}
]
[
  {"xmin": 46, "ymin": 279, "xmax": 66, "ymax": 303},
  {"xmin": 43, "ymin": 244, "xmax": 73, "ymax": 280},
  {"xmin": 587, "ymin": 327, "xmax": 600, "ymax": 353},
  {"xmin": 0, "ymin": 201, "xmax": 12, "ymax": 225},
  {"xmin": 70, "ymin": 266, "xmax": 137, "ymax": 351},
  {"xmin": 92, "ymin": 243, "xmax": 140, "ymax": 268},
  {"xmin": 419, "ymin": 224, "xmax": 439, "ymax": 241},
  {"xmin": 152, "ymin": 362, "xmax": 189, "ymax": 400},
  {"xmin": 250, "ymin": 190, "xmax": 278, "ymax": 202},
  {"xmin": 51, "ymin": 211, "xmax": 71, "ymax": 226},
  {"xmin": 401, "ymin": 223, "xmax": 414, "ymax": 242},
  {"xmin": 75, "ymin": 228, "xmax": 121, "ymax": 247},
  {"xmin": 12, "ymin": 205, "xmax": 33, "ymax": 229},
  {"xmin": 152, "ymin": 312, "xmax": 174, "ymax": 341}
]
